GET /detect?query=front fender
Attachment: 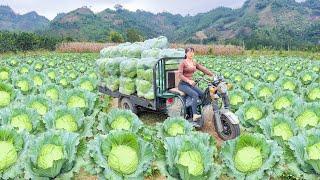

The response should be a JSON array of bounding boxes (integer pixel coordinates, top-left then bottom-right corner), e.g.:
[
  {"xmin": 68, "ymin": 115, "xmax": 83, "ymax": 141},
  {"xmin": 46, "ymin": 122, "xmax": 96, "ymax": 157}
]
[{"xmin": 220, "ymin": 109, "xmax": 240, "ymax": 124}]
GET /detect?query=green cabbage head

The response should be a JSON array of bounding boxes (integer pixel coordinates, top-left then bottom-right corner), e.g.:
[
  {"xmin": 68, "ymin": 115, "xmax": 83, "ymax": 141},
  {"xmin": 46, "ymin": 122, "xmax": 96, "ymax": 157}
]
[
  {"xmin": 252, "ymin": 71, "xmax": 261, "ymax": 79},
  {"xmin": 0, "ymin": 69, "xmax": 9, "ymax": 81},
  {"xmin": 243, "ymin": 81, "xmax": 255, "ymax": 91},
  {"xmin": 0, "ymin": 127, "xmax": 26, "ymax": 179},
  {"xmin": 282, "ymin": 79, "xmax": 296, "ymax": 91},
  {"xmin": 48, "ymin": 71, "xmax": 56, "ymax": 80},
  {"xmin": 26, "ymin": 131, "xmax": 80, "ymax": 179},
  {"xmin": 80, "ymin": 81, "xmax": 94, "ymax": 91},
  {"xmin": 160, "ymin": 117, "xmax": 193, "ymax": 138},
  {"xmin": 34, "ymin": 63, "xmax": 43, "ymax": 71},
  {"xmin": 10, "ymin": 59, "xmax": 18, "ymax": 66},
  {"xmin": 307, "ymin": 142, "xmax": 320, "ymax": 160},
  {"xmin": 221, "ymin": 133, "xmax": 282, "ymax": 179},
  {"xmin": 257, "ymin": 86, "xmax": 273, "ymax": 99},
  {"xmin": 244, "ymin": 106, "xmax": 263, "ymax": 121},
  {"xmin": 167, "ymin": 123, "xmax": 185, "ymax": 136},
  {"xmin": 178, "ymin": 150, "xmax": 204, "ymax": 176},
  {"xmin": 237, "ymin": 101, "xmax": 267, "ymax": 128},
  {"xmin": 296, "ymin": 110, "xmax": 319, "ymax": 128},
  {"xmin": 11, "ymin": 114, "xmax": 33, "ymax": 132},
  {"xmin": 19, "ymin": 67, "xmax": 29, "ymax": 74},
  {"xmin": 37, "ymin": 144, "xmax": 64, "ymax": 169},
  {"xmin": 289, "ymin": 129, "xmax": 320, "ymax": 174},
  {"xmin": 234, "ymin": 74, "xmax": 243, "ymax": 82},
  {"xmin": 59, "ymin": 78, "xmax": 68, "ymax": 87},
  {"xmin": 33, "ymin": 75, "xmax": 43, "ymax": 86},
  {"xmin": 89, "ymin": 131, "xmax": 153, "ymax": 179},
  {"xmin": 284, "ymin": 70, "xmax": 293, "ymax": 77},
  {"xmin": 273, "ymin": 123, "xmax": 293, "ymax": 141},
  {"xmin": 30, "ymin": 101, "xmax": 48, "ymax": 116},
  {"xmin": 55, "ymin": 114, "xmax": 78, "ymax": 132},
  {"xmin": 108, "ymin": 145, "xmax": 139, "ymax": 175},
  {"xmin": 234, "ymin": 146, "xmax": 262, "ymax": 172},
  {"xmin": 230, "ymin": 94, "xmax": 244, "ymax": 106},
  {"xmin": 69, "ymin": 72, "xmax": 77, "ymax": 80},
  {"xmin": 307, "ymin": 87, "xmax": 320, "ymax": 102},
  {"xmin": 266, "ymin": 72, "xmax": 278, "ymax": 82},
  {"xmin": 111, "ymin": 116, "xmax": 131, "ymax": 130},
  {"xmin": 273, "ymin": 94, "xmax": 295, "ymax": 111},
  {"xmin": 67, "ymin": 95, "xmax": 86, "ymax": 108},
  {"xmin": 301, "ymin": 72, "xmax": 313, "ymax": 84},
  {"xmin": 44, "ymin": 107, "xmax": 92, "ymax": 137},
  {"xmin": 0, "ymin": 107, "xmax": 40, "ymax": 133},
  {"xmin": 163, "ymin": 133, "xmax": 219, "ymax": 179},
  {"xmin": 46, "ymin": 88, "xmax": 59, "ymax": 101},
  {"xmin": 98, "ymin": 109, "xmax": 142, "ymax": 133},
  {"xmin": 64, "ymin": 89, "xmax": 97, "ymax": 115},
  {"xmin": 0, "ymin": 141, "xmax": 18, "ymax": 171},
  {"xmin": 0, "ymin": 91, "xmax": 11, "ymax": 107},
  {"xmin": 16, "ymin": 80, "xmax": 30, "ymax": 92}
]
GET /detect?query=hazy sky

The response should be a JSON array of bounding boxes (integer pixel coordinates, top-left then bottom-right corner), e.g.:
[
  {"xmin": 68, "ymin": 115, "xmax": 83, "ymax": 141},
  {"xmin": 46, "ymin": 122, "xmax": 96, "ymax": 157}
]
[{"xmin": 0, "ymin": 0, "xmax": 306, "ymax": 20}]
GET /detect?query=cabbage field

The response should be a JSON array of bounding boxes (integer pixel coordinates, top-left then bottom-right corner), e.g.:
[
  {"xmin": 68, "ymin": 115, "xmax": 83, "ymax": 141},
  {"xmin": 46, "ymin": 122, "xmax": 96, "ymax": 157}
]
[{"xmin": 0, "ymin": 52, "xmax": 319, "ymax": 180}]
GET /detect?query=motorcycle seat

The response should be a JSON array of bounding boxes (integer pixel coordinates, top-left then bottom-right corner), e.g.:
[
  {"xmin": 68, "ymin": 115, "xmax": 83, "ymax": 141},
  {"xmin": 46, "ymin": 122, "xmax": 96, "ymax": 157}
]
[{"xmin": 169, "ymin": 88, "xmax": 186, "ymax": 96}]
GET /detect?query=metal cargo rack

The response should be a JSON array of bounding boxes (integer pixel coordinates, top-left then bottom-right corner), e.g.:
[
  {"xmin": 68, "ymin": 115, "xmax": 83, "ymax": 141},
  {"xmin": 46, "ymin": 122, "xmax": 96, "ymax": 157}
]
[{"xmin": 99, "ymin": 57, "xmax": 183, "ymax": 111}]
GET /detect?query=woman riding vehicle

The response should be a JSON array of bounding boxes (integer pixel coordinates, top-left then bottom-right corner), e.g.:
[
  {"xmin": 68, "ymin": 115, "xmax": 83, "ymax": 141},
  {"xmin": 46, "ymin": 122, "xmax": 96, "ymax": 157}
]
[{"xmin": 178, "ymin": 47, "xmax": 215, "ymax": 121}]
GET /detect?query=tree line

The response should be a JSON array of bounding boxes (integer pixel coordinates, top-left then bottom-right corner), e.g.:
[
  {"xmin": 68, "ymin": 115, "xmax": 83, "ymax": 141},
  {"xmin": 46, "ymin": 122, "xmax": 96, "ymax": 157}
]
[
  {"xmin": 1, "ymin": 27, "xmax": 319, "ymax": 53},
  {"xmin": 0, "ymin": 29, "xmax": 144, "ymax": 53},
  {"xmin": 0, "ymin": 31, "xmax": 61, "ymax": 53}
]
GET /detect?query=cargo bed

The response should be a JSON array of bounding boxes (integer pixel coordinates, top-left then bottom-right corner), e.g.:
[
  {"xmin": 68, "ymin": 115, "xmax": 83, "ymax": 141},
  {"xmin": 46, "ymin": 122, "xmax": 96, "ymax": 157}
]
[{"xmin": 98, "ymin": 57, "xmax": 183, "ymax": 112}]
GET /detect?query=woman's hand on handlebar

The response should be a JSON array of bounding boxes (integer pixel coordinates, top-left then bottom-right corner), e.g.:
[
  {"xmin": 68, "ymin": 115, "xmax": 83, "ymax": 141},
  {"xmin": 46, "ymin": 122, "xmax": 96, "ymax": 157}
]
[{"xmin": 194, "ymin": 77, "xmax": 208, "ymax": 85}]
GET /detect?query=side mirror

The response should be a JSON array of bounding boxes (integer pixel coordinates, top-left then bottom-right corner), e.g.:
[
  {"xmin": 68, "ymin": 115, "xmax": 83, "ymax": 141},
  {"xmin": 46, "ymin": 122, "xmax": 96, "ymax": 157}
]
[{"xmin": 213, "ymin": 75, "xmax": 219, "ymax": 81}]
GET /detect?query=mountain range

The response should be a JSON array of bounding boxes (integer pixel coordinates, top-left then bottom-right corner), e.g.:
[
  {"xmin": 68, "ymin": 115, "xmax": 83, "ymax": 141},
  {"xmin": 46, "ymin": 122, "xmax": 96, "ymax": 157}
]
[
  {"xmin": 0, "ymin": 0, "xmax": 319, "ymax": 48},
  {"xmin": 0, "ymin": 5, "xmax": 49, "ymax": 31}
]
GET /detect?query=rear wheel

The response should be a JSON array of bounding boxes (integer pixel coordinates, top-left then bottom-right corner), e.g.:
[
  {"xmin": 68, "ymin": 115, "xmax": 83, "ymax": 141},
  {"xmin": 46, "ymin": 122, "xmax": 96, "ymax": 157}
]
[
  {"xmin": 214, "ymin": 113, "xmax": 240, "ymax": 140},
  {"xmin": 120, "ymin": 97, "xmax": 138, "ymax": 114},
  {"xmin": 166, "ymin": 96, "xmax": 185, "ymax": 117}
]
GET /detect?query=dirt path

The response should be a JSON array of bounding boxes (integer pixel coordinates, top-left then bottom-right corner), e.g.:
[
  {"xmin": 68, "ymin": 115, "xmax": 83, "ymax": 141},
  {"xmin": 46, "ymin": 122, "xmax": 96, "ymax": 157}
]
[{"xmin": 201, "ymin": 106, "xmax": 224, "ymax": 147}]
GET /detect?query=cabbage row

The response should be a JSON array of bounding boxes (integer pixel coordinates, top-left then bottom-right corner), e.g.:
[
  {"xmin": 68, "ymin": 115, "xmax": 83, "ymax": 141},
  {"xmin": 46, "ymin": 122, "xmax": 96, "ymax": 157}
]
[
  {"xmin": 0, "ymin": 53, "xmax": 104, "ymax": 179},
  {"xmin": 0, "ymin": 53, "xmax": 220, "ymax": 179},
  {"xmin": 195, "ymin": 56, "xmax": 320, "ymax": 179}
]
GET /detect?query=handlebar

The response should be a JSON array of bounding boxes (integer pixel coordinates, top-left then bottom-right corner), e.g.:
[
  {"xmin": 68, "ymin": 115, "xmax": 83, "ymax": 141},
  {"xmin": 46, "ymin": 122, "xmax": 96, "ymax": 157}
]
[
  {"xmin": 195, "ymin": 77, "xmax": 211, "ymax": 84},
  {"xmin": 195, "ymin": 75, "xmax": 226, "ymax": 86}
]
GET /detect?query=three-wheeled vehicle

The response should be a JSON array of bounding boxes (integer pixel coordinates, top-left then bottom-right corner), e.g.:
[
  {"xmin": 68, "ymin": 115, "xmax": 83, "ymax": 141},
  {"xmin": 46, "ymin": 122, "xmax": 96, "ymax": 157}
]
[{"xmin": 99, "ymin": 57, "xmax": 240, "ymax": 140}]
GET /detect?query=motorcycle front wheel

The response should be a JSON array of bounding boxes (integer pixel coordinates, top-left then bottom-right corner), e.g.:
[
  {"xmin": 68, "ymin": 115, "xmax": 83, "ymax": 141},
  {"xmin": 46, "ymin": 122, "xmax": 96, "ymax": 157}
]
[{"xmin": 214, "ymin": 113, "xmax": 240, "ymax": 140}]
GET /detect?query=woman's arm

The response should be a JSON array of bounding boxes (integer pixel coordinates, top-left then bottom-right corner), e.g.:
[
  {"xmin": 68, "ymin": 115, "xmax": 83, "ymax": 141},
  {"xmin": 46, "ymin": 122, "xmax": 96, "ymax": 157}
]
[{"xmin": 196, "ymin": 63, "xmax": 214, "ymax": 76}]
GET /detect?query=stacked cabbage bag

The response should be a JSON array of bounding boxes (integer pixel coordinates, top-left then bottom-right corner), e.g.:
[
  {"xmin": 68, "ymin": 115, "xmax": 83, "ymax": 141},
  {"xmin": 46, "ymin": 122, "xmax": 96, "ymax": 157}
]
[
  {"xmin": 119, "ymin": 58, "xmax": 137, "ymax": 95},
  {"xmin": 97, "ymin": 36, "xmax": 184, "ymax": 99},
  {"xmin": 136, "ymin": 58, "xmax": 158, "ymax": 99},
  {"xmin": 105, "ymin": 58, "xmax": 122, "ymax": 91}
]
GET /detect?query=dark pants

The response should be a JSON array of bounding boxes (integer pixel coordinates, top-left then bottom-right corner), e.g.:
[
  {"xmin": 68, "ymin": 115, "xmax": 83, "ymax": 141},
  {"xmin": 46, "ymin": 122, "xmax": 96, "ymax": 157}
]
[{"xmin": 178, "ymin": 81, "xmax": 204, "ymax": 115}]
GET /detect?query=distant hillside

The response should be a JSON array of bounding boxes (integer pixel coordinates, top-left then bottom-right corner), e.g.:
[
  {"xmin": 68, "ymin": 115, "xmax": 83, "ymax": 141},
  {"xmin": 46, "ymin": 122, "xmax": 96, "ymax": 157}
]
[
  {"xmin": 0, "ymin": 5, "xmax": 49, "ymax": 31},
  {"xmin": 45, "ymin": 0, "xmax": 320, "ymax": 49},
  {"xmin": 0, "ymin": 0, "xmax": 319, "ymax": 50}
]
